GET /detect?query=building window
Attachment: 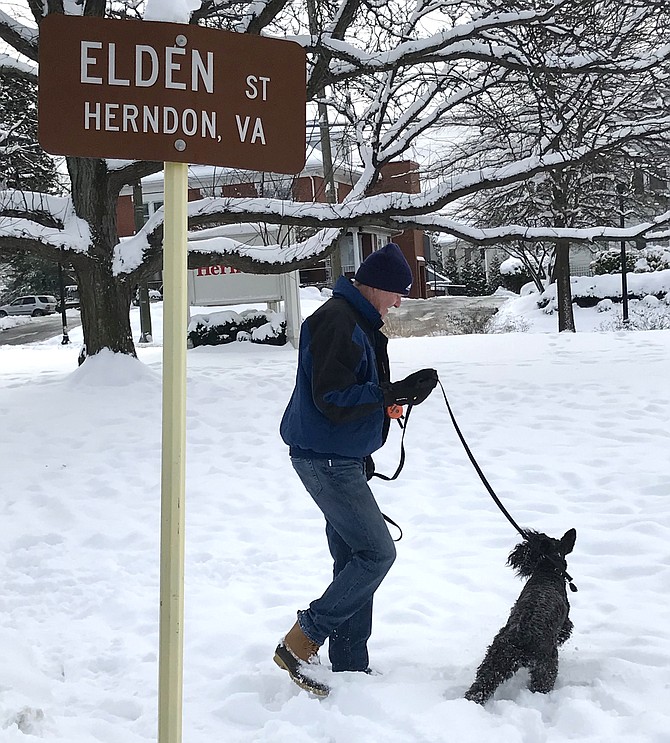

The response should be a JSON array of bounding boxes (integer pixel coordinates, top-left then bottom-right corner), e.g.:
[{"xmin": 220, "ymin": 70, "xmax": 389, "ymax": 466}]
[{"xmin": 142, "ymin": 201, "xmax": 164, "ymax": 224}]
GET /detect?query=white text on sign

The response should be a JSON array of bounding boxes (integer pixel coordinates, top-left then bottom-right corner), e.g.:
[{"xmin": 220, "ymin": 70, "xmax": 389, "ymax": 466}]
[
  {"xmin": 80, "ymin": 42, "xmax": 214, "ymax": 91},
  {"xmin": 79, "ymin": 40, "xmax": 270, "ymax": 146}
]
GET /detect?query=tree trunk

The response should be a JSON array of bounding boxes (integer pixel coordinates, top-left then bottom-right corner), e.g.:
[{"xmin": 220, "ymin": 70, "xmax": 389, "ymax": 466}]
[
  {"xmin": 67, "ymin": 156, "xmax": 137, "ymax": 359},
  {"xmin": 553, "ymin": 238, "xmax": 575, "ymax": 332},
  {"xmin": 75, "ymin": 261, "xmax": 135, "ymax": 358}
]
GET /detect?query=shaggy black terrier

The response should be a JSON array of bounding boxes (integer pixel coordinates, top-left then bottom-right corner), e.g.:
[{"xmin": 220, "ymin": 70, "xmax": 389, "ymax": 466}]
[{"xmin": 464, "ymin": 528, "xmax": 577, "ymax": 705}]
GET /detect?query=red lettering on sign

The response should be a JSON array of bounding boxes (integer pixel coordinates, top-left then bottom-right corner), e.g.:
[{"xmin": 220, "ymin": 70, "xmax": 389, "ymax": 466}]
[{"xmin": 194, "ymin": 265, "xmax": 243, "ymax": 276}]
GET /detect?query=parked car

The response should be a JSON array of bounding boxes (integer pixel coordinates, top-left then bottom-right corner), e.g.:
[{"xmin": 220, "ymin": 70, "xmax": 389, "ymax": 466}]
[
  {"xmin": 0, "ymin": 295, "xmax": 58, "ymax": 317},
  {"xmin": 55, "ymin": 285, "xmax": 80, "ymax": 312}
]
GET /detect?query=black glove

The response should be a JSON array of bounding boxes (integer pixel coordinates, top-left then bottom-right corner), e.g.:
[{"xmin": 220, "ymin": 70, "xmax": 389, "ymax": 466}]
[{"xmin": 382, "ymin": 368, "xmax": 438, "ymax": 407}]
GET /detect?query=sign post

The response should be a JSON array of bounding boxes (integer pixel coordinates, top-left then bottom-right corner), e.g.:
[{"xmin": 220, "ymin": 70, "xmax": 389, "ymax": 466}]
[
  {"xmin": 159, "ymin": 161, "xmax": 188, "ymax": 743},
  {"xmin": 39, "ymin": 15, "xmax": 306, "ymax": 743}
]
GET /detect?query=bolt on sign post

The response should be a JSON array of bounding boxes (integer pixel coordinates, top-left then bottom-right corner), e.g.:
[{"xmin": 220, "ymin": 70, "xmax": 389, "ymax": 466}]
[{"xmin": 38, "ymin": 15, "xmax": 306, "ymax": 743}]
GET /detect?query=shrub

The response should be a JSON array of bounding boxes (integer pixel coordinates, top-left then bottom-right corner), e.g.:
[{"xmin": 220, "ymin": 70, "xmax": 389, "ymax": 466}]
[
  {"xmin": 485, "ymin": 315, "xmax": 531, "ymax": 333},
  {"xmin": 598, "ymin": 298, "xmax": 670, "ymax": 331},
  {"xmin": 188, "ymin": 309, "xmax": 286, "ymax": 347},
  {"xmin": 536, "ymin": 270, "xmax": 670, "ymax": 308},
  {"xmin": 634, "ymin": 245, "xmax": 670, "ymax": 273},
  {"xmin": 591, "ymin": 244, "xmax": 670, "ymax": 276},
  {"xmin": 498, "ymin": 256, "xmax": 531, "ymax": 294},
  {"xmin": 591, "ymin": 247, "xmax": 638, "ymax": 275}
]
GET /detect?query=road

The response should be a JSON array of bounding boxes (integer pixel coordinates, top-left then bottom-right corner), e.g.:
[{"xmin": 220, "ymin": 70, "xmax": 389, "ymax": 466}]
[
  {"xmin": 0, "ymin": 311, "xmax": 82, "ymax": 346},
  {"xmin": 0, "ymin": 294, "xmax": 510, "ymax": 346},
  {"xmin": 384, "ymin": 293, "xmax": 511, "ymax": 337}
]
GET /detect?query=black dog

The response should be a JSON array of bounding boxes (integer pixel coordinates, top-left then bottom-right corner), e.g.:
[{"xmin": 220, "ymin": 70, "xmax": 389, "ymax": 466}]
[{"xmin": 464, "ymin": 528, "xmax": 577, "ymax": 704}]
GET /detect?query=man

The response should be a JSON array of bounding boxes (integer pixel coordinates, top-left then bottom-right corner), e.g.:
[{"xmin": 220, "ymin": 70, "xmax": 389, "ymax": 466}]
[{"xmin": 275, "ymin": 242, "xmax": 438, "ymax": 696}]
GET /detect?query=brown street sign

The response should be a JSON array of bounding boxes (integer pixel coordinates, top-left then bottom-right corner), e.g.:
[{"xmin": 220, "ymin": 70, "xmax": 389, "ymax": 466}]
[{"xmin": 38, "ymin": 15, "xmax": 306, "ymax": 174}]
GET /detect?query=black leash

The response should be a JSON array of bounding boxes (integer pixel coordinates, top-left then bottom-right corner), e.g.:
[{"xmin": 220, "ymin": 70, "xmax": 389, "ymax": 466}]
[
  {"xmin": 435, "ymin": 379, "xmax": 578, "ymax": 593},
  {"xmin": 372, "ymin": 377, "xmax": 577, "ymax": 591},
  {"xmin": 373, "ymin": 404, "xmax": 413, "ymax": 483},
  {"xmin": 435, "ymin": 380, "xmax": 527, "ymax": 537},
  {"xmin": 372, "ymin": 405, "xmax": 413, "ymax": 542}
]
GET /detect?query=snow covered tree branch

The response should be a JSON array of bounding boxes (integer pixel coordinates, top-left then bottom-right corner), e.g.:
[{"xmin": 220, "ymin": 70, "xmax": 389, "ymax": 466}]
[{"xmin": 1, "ymin": 0, "xmax": 670, "ymax": 356}]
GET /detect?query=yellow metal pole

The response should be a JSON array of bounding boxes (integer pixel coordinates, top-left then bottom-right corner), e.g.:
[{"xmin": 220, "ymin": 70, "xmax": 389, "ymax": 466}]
[{"xmin": 158, "ymin": 160, "xmax": 189, "ymax": 743}]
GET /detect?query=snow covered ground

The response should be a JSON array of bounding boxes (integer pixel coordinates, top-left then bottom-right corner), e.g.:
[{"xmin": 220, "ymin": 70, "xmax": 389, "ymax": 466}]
[{"xmin": 0, "ymin": 286, "xmax": 669, "ymax": 742}]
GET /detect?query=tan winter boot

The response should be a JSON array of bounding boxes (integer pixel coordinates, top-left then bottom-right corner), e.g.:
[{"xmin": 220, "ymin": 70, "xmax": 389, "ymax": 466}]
[{"xmin": 274, "ymin": 621, "xmax": 330, "ymax": 697}]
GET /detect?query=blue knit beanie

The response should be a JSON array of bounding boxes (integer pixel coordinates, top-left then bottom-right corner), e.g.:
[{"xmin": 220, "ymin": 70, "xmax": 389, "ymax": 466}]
[{"xmin": 354, "ymin": 243, "xmax": 413, "ymax": 295}]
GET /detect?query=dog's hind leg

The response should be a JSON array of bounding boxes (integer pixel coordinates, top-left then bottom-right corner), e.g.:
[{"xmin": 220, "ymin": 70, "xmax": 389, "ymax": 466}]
[
  {"xmin": 464, "ymin": 635, "xmax": 521, "ymax": 705},
  {"xmin": 527, "ymin": 647, "xmax": 559, "ymax": 694}
]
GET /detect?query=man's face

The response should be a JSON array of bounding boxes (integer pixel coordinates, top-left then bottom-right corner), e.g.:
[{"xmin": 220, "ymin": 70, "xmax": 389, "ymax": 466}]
[{"xmin": 369, "ymin": 287, "xmax": 403, "ymax": 318}]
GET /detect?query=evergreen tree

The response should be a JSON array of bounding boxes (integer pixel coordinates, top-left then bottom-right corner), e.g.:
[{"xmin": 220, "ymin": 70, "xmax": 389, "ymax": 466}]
[
  {"xmin": 461, "ymin": 259, "xmax": 487, "ymax": 296},
  {"xmin": 486, "ymin": 254, "xmax": 504, "ymax": 295},
  {"xmin": 443, "ymin": 255, "xmax": 461, "ymax": 285},
  {"xmin": 0, "ymin": 76, "xmax": 62, "ymax": 298}
]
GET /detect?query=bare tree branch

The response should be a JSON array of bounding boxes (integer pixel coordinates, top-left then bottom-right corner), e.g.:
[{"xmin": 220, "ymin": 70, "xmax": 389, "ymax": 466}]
[
  {"xmin": 83, "ymin": 0, "xmax": 107, "ymax": 17},
  {"xmin": 0, "ymin": 56, "xmax": 38, "ymax": 84},
  {"xmin": 243, "ymin": 0, "xmax": 291, "ymax": 35},
  {"xmin": 106, "ymin": 160, "xmax": 165, "ymax": 196},
  {"xmin": 0, "ymin": 11, "xmax": 38, "ymax": 62}
]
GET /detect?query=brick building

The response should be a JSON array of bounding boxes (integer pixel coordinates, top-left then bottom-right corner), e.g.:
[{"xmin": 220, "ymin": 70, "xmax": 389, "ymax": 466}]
[{"xmin": 117, "ymin": 154, "xmax": 429, "ymax": 298}]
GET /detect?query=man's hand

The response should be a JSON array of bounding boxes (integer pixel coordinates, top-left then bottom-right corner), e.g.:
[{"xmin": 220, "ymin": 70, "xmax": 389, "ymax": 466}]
[{"xmin": 382, "ymin": 368, "xmax": 438, "ymax": 407}]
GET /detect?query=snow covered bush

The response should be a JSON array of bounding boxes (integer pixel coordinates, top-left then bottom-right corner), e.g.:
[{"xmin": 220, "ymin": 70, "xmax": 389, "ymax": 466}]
[
  {"xmin": 520, "ymin": 281, "xmax": 540, "ymax": 296},
  {"xmin": 485, "ymin": 315, "xmax": 531, "ymax": 333},
  {"xmin": 598, "ymin": 298, "xmax": 670, "ymax": 331},
  {"xmin": 641, "ymin": 294, "xmax": 661, "ymax": 307},
  {"xmin": 536, "ymin": 295, "xmax": 557, "ymax": 313},
  {"xmin": 591, "ymin": 247, "xmax": 638, "ymax": 275},
  {"xmin": 591, "ymin": 244, "xmax": 670, "ymax": 275},
  {"xmin": 634, "ymin": 245, "xmax": 670, "ymax": 273},
  {"xmin": 536, "ymin": 269, "xmax": 670, "ymax": 308},
  {"xmin": 498, "ymin": 257, "xmax": 531, "ymax": 294},
  {"xmin": 188, "ymin": 309, "xmax": 286, "ymax": 347}
]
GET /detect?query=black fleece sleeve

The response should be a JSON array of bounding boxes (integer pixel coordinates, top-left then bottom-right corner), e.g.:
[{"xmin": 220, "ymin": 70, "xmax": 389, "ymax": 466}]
[{"xmin": 306, "ymin": 305, "xmax": 383, "ymax": 423}]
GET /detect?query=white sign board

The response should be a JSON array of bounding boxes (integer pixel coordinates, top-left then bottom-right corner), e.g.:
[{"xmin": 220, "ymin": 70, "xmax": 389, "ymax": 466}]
[
  {"xmin": 188, "ymin": 265, "xmax": 283, "ymax": 305},
  {"xmin": 187, "ymin": 265, "xmax": 302, "ymax": 347}
]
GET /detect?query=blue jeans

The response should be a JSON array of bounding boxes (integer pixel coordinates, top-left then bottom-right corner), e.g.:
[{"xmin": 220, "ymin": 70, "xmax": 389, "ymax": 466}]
[{"xmin": 290, "ymin": 457, "xmax": 396, "ymax": 672}]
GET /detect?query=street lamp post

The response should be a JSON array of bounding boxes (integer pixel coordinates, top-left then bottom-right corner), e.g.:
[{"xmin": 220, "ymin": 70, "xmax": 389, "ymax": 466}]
[
  {"xmin": 133, "ymin": 182, "xmax": 153, "ymax": 344},
  {"xmin": 616, "ymin": 183, "xmax": 629, "ymax": 324},
  {"xmin": 57, "ymin": 254, "xmax": 70, "ymax": 345}
]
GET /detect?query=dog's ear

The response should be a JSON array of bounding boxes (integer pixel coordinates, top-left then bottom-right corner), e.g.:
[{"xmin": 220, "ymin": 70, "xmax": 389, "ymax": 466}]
[{"xmin": 560, "ymin": 528, "xmax": 576, "ymax": 555}]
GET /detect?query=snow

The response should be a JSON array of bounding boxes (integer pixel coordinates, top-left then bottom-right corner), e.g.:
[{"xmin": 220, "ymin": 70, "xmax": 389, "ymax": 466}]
[
  {"xmin": 540, "ymin": 269, "xmax": 670, "ymax": 300},
  {"xmin": 0, "ymin": 52, "xmax": 37, "ymax": 77},
  {"xmin": 500, "ymin": 256, "xmax": 525, "ymax": 275},
  {"xmin": 1, "ymin": 279, "xmax": 670, "ymax": 742},
  {"xmin": 144, "ymin": 0, "xmax": 201, "ymax": 24},
  {"xmin": 0, "ymin": 314, "xmax": 31, "ymax": 330}
]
